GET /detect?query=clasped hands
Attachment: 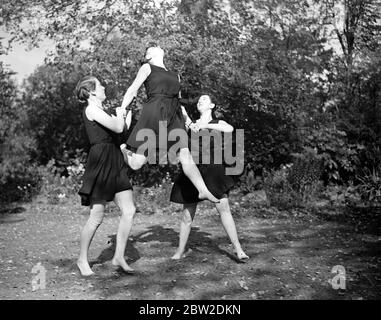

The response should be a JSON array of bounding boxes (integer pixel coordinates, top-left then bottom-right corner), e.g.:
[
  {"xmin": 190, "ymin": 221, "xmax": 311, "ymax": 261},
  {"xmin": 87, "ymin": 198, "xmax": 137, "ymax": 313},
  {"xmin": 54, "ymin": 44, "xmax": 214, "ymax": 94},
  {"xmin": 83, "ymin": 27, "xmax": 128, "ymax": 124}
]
[
  {"xmin": 116, "ymin": 106, "xmax": 132, "ymax": 118},
  {"xmin": 188, "ymin": 121, "xmax": 208, "ymax": 132}
]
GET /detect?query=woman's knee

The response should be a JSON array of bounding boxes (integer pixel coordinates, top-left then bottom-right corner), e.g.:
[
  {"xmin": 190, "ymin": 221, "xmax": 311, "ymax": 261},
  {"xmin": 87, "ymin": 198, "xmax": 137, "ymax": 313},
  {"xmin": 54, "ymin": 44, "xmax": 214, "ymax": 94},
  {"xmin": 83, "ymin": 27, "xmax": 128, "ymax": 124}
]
[
  {"xmin": 121, "ymin": 205, "xmax": 136, "ymax": 218},
  {"xmin": 88, "ymin": 203, "xmax": 105, "ymax": 227},
  {"xmin": 182, "ymin": 210, "xmax": 194, "ymax": 224},
  {"xmin": 130, "ymin": 154, "xmax": 146, "ymax": 170},
  {"xmin": 129, "ymin": 160, "xmax": 143, "ymax": 170},
  {"xmin": 88, "ymin": 211, "xmax": 104, "ymax": 228},
  {"xmin": 216, "ymin": 198, "xmax": 230, "ymax": 214}
]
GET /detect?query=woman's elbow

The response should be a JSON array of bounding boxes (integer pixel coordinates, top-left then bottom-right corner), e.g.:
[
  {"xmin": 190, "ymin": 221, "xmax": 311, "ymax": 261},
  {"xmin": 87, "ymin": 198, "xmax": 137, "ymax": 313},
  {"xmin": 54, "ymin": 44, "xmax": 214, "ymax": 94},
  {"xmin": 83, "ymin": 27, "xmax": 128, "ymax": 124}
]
[
  {"xmin": 225, "ymin": 125, "xmax": 234, "ymax": 133},
  {"xmin": 115, "ymin": 125, "xmax": 124, "ymax": 134}
]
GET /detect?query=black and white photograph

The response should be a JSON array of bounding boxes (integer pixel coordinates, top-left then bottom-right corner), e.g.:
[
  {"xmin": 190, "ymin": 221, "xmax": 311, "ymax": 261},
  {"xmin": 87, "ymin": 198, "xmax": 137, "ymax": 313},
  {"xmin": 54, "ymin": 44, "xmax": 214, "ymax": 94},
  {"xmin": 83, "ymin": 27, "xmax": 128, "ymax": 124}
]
[{"xmin": 0, "ymin": 0, "xmax": 380, "ymax": 305}]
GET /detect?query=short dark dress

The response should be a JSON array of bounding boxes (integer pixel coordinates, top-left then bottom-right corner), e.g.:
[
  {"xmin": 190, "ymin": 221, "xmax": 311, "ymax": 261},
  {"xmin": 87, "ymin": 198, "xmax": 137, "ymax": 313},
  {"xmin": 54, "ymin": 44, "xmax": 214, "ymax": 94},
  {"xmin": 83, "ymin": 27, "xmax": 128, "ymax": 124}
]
[
  {"xmin": 126, "ymin": 64, "xmax": 187, "ymax": 155},
  {"xmin": 78, "ymin": 108, "xmax": 132, "ymax": 206},
  {"xmin": 170, "ymin": 119, "xmax": 235, "ymax": 204}
]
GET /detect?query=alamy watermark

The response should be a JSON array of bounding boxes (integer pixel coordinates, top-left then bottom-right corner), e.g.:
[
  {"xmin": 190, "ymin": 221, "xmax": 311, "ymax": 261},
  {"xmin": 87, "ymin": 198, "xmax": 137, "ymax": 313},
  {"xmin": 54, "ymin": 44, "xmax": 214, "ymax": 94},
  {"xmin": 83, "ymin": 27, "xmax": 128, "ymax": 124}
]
[
  {"xmin": 134, "ymin": 121, "xmax": 245, "ymax": 175},
  {"xmin": 31, "ymin": 262, "xmax": 46, "ymax": 291},
  {"xmin": 330, "ymin": 265, "xmax": 346, "ymax": 290}
]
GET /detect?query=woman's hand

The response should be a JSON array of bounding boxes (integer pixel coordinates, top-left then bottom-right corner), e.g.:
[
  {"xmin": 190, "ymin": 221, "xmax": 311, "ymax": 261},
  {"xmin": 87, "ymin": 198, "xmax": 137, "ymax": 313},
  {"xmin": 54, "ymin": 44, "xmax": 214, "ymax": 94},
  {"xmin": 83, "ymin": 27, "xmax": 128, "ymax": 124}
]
[
  {"xmin": 125, "ymin": 110, "xmax": 132, "ymax": 129},
  {"xmin": 189, "ymin": 122, "xmax": 201, "ymax": 132},
  {"xmin": 197, "ymin": 122, "xmax": 209, "ymax": 130},
  {"xmin": 115, "ymin": 106, "xmax": 126, "ymax": 118}
]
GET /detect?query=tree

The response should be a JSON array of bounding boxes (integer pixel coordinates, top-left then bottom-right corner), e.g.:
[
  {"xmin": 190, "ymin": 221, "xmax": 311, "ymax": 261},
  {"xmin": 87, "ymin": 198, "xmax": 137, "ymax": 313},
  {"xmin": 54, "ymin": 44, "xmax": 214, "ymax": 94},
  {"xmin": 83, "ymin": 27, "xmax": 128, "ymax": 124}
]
[
  {"xmin": 0, "ymin": 45, "xmax": 37, "ymax": 202},
  {"xmin": 2, "ymin": 0, "xmax": 378, "ymax": 186}
]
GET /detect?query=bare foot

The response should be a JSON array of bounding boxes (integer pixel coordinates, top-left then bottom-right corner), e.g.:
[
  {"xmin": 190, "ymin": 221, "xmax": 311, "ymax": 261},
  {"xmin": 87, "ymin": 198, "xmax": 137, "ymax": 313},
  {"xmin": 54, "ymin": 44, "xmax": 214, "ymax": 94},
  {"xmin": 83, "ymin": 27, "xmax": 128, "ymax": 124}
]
[
  {"xmin": 171, "ymin": 252, "xmax": 185, "ymax": 260},
  {"xmin": 77, "ymin": 260, "xmax": 94, "ymax": 277},
  {"xmin": 112, "ymin": 257, "xmax": 135, "ymax": 273},
  {"xmin": 171, "ymin": 248, "xmax": 192, "ymax": 260},
  {"xmin": 120, "ymin": 144, "xmax": 133, "ymax": 166},
  {"xmin": 198, "ymin": 191, "xmax": 220, "ymax": 203},
  {"xmin": 237, "ymin": 251, "xmax": 250, "ymax": 262}
]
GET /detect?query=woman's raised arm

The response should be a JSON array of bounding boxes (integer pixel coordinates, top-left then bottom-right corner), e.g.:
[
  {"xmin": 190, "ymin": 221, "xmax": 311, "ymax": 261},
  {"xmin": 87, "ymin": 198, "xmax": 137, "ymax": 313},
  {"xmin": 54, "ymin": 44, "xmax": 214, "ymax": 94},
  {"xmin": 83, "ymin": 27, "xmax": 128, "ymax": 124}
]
[
  {"xmin": 86, "ymin": 106, "xmax": 125, "ymax": 133},
  {"xmin": 121, "ymin": 63, "xmax": 151, "ymax": 109}
]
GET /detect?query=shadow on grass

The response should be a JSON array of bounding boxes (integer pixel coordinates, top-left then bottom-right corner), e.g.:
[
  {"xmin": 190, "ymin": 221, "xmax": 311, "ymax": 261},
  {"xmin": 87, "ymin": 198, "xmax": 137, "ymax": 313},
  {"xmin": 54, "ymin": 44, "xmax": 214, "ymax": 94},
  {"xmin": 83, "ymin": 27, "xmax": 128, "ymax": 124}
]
[
  {"xmin": 0, "ymin": 206, "xmax": 26, "ymax": 224},
  {"xmin": 50, "ymin": 211, "xmax": 380, "ymax": 300},
  {"xmin": 131, "ymin": 225, "xmax": 241, "ymax": 262},
  {"xmin": 316, "ymin": 205, "xmax": 381, "ymax": 235},
  {"xmin": 94, "ymin": 234, "xmax": 141, "ymax": 265},
  {"xmin": 92, "ymin": 225, "xmax": 239, "ymax": 266},
  {"xmin": 0, "ymin": 206, "xmax": 25, "ymax": 215}
]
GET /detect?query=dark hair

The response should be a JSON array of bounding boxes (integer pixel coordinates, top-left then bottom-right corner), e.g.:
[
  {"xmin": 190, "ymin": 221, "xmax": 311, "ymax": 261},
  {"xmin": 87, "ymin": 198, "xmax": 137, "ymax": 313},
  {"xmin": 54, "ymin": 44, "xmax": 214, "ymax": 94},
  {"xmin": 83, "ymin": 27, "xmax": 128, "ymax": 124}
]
[
  {"xmin": 145, "ymin": 41, "xmax": 158, "ymax": 51},
  {"xmin": 75, "ymin": 76, "xmax": 97, "ymax": 105},
  {"xmin": 140, "ymin": 42, "xmax": 159, "ymax": 66},
  {"xmin": 198, "ymin": 93, "xmax": 219, "ymax": 118},
  {"xmin": 197, "ymin": 93, "xmax": 218, "ymax": 105}
]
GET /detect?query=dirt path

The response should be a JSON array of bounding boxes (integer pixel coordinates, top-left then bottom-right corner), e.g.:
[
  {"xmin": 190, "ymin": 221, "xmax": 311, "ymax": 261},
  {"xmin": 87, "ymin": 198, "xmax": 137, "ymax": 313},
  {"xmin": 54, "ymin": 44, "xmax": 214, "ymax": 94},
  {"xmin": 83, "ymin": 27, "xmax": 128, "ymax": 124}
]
[{"xmin": 0, "ymin": 192, "xmax": 380, "ymax": 300}]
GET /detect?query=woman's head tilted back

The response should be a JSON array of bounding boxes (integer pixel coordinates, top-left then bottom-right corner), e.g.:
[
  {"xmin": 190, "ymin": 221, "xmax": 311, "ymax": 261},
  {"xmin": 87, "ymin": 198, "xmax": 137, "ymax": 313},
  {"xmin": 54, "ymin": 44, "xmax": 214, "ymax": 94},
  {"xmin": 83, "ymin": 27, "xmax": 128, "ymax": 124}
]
[
  {"xmin": 144, "ymin": 42, "xmax": 164, "ymax": 63},
  {"xmin": 197, "ymin": 94, "xmax": 216, "ymax": 114},
  {"xmin": 75, "ymin": 76, "xmax": 106, "ymax": 105}
]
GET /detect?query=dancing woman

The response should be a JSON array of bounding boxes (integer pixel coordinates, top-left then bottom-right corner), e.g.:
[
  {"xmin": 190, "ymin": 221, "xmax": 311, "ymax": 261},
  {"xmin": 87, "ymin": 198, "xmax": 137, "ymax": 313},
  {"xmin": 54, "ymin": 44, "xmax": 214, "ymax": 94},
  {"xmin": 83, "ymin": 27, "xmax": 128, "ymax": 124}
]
[
  {"xmin": 120, "ymin": 43, "xmax": 219, "ymax": 203},
  {"xmin": 76, "ymin": 76, "xmax": 136, "ymax": 276},
  {"xmin": 170, "ymin": 94, "xmax": 249, "ymax": 262}
]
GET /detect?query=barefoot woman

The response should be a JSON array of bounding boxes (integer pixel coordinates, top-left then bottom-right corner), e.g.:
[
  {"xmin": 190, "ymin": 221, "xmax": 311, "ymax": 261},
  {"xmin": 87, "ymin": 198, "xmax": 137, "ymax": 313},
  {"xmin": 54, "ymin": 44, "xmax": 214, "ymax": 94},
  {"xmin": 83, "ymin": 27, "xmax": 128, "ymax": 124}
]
[
  {"xmin": 76, "ymin": 76, "xmax": 136, "ymax": 276},
  {"xmin": 170, "ymin": 94, "xmax": 249, "ymax": 262},
  {"xmin": 120, "ymin": 43, "xmax": 219, "ymax": 203}
]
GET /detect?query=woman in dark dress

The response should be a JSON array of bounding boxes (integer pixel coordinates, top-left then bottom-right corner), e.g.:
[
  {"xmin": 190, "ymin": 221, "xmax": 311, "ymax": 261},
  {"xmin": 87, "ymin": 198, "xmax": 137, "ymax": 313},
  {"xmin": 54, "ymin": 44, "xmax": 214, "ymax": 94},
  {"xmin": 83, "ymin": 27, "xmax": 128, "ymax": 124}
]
[
  {"xmin": 76, "ymin": 76, "xmax": 136, "ymax": 276},
  {"xmin": 170, "ymin": 94, "xmax": 249, "ymax": 262},
  {"xmin": 119, "ymin": 43, "xmax": 219, "ymax": 203}
]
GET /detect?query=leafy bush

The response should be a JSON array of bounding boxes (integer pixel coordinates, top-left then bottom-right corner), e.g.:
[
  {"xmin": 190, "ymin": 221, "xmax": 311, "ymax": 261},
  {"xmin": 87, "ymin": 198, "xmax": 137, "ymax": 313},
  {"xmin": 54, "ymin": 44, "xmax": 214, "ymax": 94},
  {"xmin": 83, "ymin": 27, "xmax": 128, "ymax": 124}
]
[
  {"xmin": 134, "ymin": 173, "xmax": 178, "ymax": 215},
  {"xmin": 38, "ymin": 156, "xmax": 85, "ymax": 205},
  {"xmin": 263, "ymin": 148, "xmax": 324, "ymax": 209},
  {"xmin": 0, "ymin": 164, "xmax": 41, "ymax": 204},
  {"xmin": 0, "ymin": 61, "xmax": 41, "ymax": 204},
  {"xmin": 355, "ymin": 166, "xmax": 381, "ymax": 206},
  {"xmin": 263, "ymin": 165, "xmax": 299, "ymax": 209},
  {"xmin": 288, "ymin": 148, "xmax": 324, "ymax": 194},
  {"xmin": 302, "ymin": 126, "xmax": 364, "ymax": 184}
]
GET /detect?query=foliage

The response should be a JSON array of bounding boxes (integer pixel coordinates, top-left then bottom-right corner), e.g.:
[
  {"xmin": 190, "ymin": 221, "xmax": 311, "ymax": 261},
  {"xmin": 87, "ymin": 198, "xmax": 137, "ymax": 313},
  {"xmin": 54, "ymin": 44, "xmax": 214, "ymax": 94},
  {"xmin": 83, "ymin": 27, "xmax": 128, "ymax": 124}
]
[
  {"xmin": 0, "ymin": 0, "xmax": 380, "ymax": 207},
  {"xmin": 38, "ymin": 156, "xmax": 86, "ymax": 205},
  {"xmin": 355, "ymin": 165, "xmax": 381, "ymax": 205},
  {"xmin": 263, "ymin": 148, "xmax": 324, "ymax": 209},
  {"xmin": 0, "ymin": 58, "xmax": 40, "ymax": 203},
  {"xmin": 0, "ymin": 164, "xmax": 41, "ymax": 204},
  {"xmin": 301, "ymin": 126, "xmax": 365, "ymax": 184},
  {"xmin": 288, "ymin": 148, "xmax": 324, "ymax": 192},
  {"xmin": 133, "ymin": 173, "xmax": 180, "ymax": 215}
]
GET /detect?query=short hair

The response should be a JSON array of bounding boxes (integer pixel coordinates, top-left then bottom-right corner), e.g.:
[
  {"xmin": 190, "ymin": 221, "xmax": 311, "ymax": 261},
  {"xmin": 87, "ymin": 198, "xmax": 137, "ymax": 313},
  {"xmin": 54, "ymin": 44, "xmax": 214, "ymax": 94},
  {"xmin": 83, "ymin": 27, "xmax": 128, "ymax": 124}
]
[
  {"xmin": 75, "ymin": 76, "xmax": 97, "ymax": 105},
  {"xmin": 198, "ymin": 93, "xmax": 218, "ymax": 106},
  {"xmin": 145, "ymin": 42, "xmax": 159, "ymax": 54}
]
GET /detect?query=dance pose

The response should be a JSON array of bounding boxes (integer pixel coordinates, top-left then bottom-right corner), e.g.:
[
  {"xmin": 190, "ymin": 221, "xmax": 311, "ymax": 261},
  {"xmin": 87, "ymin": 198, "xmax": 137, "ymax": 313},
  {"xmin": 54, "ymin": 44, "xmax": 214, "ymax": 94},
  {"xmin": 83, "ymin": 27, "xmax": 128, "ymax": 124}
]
[
  {"xmin": 76, "ymin": 76, "xmax": 136, "ymax": 276},
  {"xmin": 120, "ymin": 43, "xmax": 219, "ymax": 203},
  {"xmin": 170, "ymin": 94, "xmax": 249, "ymax": 262}
]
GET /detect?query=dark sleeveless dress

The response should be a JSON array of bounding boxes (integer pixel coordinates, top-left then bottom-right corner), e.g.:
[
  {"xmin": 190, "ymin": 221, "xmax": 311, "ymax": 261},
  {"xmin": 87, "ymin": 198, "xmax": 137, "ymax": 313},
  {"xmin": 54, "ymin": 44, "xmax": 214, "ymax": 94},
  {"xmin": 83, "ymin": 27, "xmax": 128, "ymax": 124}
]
[
  {"xmin": 78, "ymin": 108, "xmax": 132, "ymax": 206},
  {"xmin": 126, "ymin": 64, "xmax": 187, "ymax": 155},
  {"xmin": 170, "ymin": 119, "xmax": 235, "ymax": 204}
]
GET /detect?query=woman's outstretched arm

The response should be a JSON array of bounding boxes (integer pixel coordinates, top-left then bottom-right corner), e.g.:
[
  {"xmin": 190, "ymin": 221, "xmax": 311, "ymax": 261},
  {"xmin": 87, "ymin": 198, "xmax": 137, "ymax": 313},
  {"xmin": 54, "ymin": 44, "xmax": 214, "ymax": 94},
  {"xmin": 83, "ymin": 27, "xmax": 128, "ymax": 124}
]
[
  {"xmin": 121, "ymin": 63, "xmax": 151, "ymax": 109},
  {"xmin": 200, "ymin": 120, "xmax": 234, "ymax": 133},
  {"xmin": 181, "ymin": 106, "xmax": 193, "ymax": 131},
  {"xmin": 86, "ymin": 106, "xmax": 125, "ymax": 133}
]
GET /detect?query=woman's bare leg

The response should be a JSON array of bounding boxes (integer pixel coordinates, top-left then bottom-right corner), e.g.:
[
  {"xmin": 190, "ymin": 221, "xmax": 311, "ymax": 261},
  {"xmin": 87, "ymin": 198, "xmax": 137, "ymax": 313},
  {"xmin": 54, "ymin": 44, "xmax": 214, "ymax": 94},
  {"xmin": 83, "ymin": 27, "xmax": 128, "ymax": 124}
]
[
  {"xmin": 215, "ymin": 197, "xmax": 249, "ymax": 260},
  {"xmin": 112, "ymin": 190, "xmax": 136, "ymax": 272},
  {"xmin": 172, "ymin": 203, "xmax": 197, "ymax": 260},
  {"xmin": 178, "ymin": 148, "xmax": 219, "ymax": 203},
  {"xmin": 77, "ymin": 201, "xmax": 106, "ymax": 276}
]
